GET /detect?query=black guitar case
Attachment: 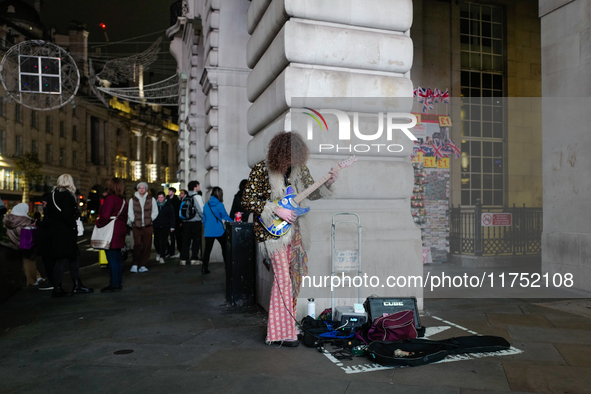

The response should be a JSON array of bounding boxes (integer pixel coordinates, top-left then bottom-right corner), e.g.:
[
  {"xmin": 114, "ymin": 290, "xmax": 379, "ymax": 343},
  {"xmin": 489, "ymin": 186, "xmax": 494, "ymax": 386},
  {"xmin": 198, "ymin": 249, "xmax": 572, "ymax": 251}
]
[{"xmin": 366, "ymin": 335, "xmax": 511, "ymax": 367}]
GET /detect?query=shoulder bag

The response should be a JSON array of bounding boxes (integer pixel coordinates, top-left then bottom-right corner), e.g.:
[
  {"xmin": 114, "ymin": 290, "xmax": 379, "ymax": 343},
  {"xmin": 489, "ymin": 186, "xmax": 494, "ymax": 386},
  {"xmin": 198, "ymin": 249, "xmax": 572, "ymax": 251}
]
[{"xmin": 90, "ymin": 198, "xmax": 125, "ymax": 250}]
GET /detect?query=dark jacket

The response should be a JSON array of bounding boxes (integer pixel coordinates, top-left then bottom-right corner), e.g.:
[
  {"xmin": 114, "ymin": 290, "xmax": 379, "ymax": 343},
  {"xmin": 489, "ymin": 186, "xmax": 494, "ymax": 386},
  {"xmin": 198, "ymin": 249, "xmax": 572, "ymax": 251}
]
[
  {"xmin": 42, "ymin": 188, "xmax": 80, "ymax": 259},
  {"xmin": 153, "ymin": 200, "xmax": 175, "ymax": 229},
  {"xmin": 96, "ymin": 195, "xmax": 128, "ymax": 250},
  {"xmin": 167, "ymin": 194, "xmax": 181, "ymax": 225},
  {"xmin": 229, "ymin": 191, "xmax": 250, "ymax": 220},
  {"xmin": 203, "ymin": 196, "xmax": 233, "ymax": 237}
]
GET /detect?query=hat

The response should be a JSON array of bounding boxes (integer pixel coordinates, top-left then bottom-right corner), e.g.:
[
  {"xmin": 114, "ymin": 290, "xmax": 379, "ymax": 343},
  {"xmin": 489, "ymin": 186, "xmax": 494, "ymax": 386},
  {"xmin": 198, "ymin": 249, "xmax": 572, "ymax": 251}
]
[
  {"xmin": 11, "ymin": 203, "xmax": 30, "ymax": 218},
  {"xmin": 136, "ymin": 182, "xmax": 149, "ymax": 190}
]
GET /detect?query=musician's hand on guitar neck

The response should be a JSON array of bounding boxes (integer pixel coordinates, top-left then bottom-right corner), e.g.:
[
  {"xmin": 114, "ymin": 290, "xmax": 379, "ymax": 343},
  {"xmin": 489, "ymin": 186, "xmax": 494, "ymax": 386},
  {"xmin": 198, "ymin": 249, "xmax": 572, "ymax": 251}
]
[
  {"xmin": 325, "ymin": 167, "xmax": 339, "ymax": 188},
  {"xmin": 275, "ymin": 206, "xmax": 296, "ymax": 223}
]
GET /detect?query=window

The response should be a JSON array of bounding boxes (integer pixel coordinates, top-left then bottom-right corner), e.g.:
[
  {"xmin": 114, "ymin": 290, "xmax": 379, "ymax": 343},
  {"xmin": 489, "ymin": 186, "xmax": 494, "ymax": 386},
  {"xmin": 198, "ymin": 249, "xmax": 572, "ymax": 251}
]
[
  {"xmin": 31, "ymin": 139, "xmax": 38, "ymax": 155},
  {"xmin": 460, "ymin": 3, "xmax": 505, "ymax": 206},
  {"xmin": 45, "ymin": 144, "xmax": 52, "ymax": 164},
  {"xmin": 45, "ymin": 115, "xmax": 52, "ymax": 133},
  {"xmin": 15, "ymin": 135, "xmax": 22, "ymax": 157},
  {"xmin": 15, "ymin": 103, "xmax": 22, "ymax": 123},
  {"xmin": 0, "ymin": 130, "xmax": 5, "ymax": 154},
  {"xmin": 72, "ymin": 106, "xmax": 76, "ymax": 117},
  {"xmin": 31, "ymin": 111, "xmax": 38, "ymax": 128},
  {"xmin": 0, "ymin": 99, "xmax": 5, "ymax": 117},
  {"xmin": 90, "ymin": 116, "xmax": 101, "ymax": 165},
  {"xmin": 161, "ymin": 141, "xmax": 169, "ymax": 166},
  {"xmin": 72, "ymin": 151, "xmax": 77, "ymax": 167},
  {"xmin": 59, "ymin": 147, "xmax": 65, "ymax": 167},
  {"xmin": 59, "ymin": 121, "xmax": 65, "ymax": 138},
  {"xmin": 72, "ymin": 125, "xmax": 77, "ymax": 141}
]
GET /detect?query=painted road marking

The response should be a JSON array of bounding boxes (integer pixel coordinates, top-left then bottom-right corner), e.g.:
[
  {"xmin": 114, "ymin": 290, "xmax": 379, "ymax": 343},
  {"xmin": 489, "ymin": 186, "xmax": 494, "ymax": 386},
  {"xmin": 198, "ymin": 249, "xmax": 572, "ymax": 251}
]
[{"xmin": 320, "ymin": 315, "xmax": 523, "ymax": 374}]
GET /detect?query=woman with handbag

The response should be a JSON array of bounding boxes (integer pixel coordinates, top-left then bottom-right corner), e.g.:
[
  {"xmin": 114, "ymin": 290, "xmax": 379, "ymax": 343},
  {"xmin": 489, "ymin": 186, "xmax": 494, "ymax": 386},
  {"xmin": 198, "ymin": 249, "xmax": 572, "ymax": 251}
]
[
  {"xmin": 44, "ymin": 174, "xmax": 93, "ymax": 297},
  {"xmin": 2, "ymin": 203, "xmax": 43, "ymax": 286},
  {"xmin": 201, "ymin": 187, "xmax": 233, "ymax": 274},
  {"xmin": 96, "ymin": 178, "xmax": 128, "ymax": 293}
]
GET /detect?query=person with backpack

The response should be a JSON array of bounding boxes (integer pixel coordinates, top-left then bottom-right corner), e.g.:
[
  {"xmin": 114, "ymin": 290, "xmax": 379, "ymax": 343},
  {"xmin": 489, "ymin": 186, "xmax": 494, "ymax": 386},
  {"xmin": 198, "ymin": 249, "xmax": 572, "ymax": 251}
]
[
  {"xmin": 202, "ymin": 187, "xmax": 233, "ymax": 274},
  {"xmin": 179, "ymin": 181, "xmax": 204, "ymax": 266},
  {"xmin": 127, "ymin": 182, "xmax": 158, "ymax": 273},
  {"xmin": 153, "ymin": 191, "xmax": 175, "ymax": 264}
]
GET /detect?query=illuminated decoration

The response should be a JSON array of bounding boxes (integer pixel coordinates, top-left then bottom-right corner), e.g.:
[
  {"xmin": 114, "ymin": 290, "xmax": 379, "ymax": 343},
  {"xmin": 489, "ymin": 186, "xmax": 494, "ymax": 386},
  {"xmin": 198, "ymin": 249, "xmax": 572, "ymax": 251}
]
[
  {"xmin": 131, "ymin": 161, "xmax": 142, "ymax": 181},
  {"xmin": 89, "ymin": 38, "xmax": 173, "ymax": 107},
  {"xmin": 0, "ymin": 41, "xmax": 80, "ymax": 111},
  {"xmin": 147, "ymin": 164, "xmax": 157, "ymax": 183}
]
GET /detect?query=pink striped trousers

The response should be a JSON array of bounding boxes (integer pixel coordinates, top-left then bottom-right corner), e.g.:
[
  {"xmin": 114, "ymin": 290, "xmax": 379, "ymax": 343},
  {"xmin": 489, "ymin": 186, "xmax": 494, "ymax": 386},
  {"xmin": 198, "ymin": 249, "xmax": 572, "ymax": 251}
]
[{"xmin": 266, "ymin": 245, "xmax": 297, "ymax": 343}]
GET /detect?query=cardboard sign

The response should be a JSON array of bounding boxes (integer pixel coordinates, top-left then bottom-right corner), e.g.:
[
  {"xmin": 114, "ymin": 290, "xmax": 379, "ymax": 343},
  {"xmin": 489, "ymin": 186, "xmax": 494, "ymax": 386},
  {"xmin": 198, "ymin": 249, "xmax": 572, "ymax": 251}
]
[{"xmin": 335, "ymin": 250, "xmax": 358, "ymax": 272}]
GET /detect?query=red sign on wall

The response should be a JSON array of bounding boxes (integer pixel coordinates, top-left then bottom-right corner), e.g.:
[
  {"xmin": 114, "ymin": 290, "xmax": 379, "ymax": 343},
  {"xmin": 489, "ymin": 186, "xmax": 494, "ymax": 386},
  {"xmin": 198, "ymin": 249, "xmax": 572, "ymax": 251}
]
[{"xmin": 481, "ymin": 213, "xmax": 512, "ymax": 226}]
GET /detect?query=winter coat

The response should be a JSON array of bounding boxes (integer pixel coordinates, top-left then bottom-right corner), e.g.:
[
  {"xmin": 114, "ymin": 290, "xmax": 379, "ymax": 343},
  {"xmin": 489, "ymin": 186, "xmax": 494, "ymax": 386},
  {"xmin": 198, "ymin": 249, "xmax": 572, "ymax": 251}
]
[
  {"xmin": 127, "ymin": 191, "xmax": 158, "ymax": 228},
  {"xmin": 3, "ymin": 213, "xmax": 33, "ymax": 249},
  {"xmin": 203, "ymin": 196, "xmax": 233, "ymax": 237},
  {"xmin": 166, "ymin": 195, "xmax": 181, "ymax": 225},
  {"xmin": 96, "ymin": 195, "xmax": 128, "ymax": 250},
  {"xmin": 153, "ymin": 200, "xmax": 175, "ymax": 229},
  {"xmin": 230, "ymin": 191, "xmax": 250, "ymax": 221},
  {"xmin": 42, "ymin": 188, "xmax": 80, "ymax": 259}
]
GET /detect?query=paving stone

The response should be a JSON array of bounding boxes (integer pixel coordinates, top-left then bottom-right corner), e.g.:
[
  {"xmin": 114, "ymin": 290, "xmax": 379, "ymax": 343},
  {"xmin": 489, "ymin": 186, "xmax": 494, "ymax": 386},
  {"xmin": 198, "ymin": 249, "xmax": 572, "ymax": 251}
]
[
  {"xmin": 503, "ymin": 362, "xmax": 591, "ymax": 394},
  {"xmin": 110, "ymin": 322, "xmax": 208, "ymax": 345},
  {"xmin": 227, "ymin": 374, "xmax": 350, "ymax": 394},
  {"xmin": 508, "ymin": 326, "xmax": 591, "ymax": 345},
  {"xmin": 390, "ymin": 359, "xmax": 511, "ymax": 391},
  {"xmin": 10, "ymin": 364, "xmax": 156, "ymax": 394},
  {"xmin": 486, "ymin": 313, "xmax": 554, "ymax": 327},
  {"xmin": 346, "ymin": 381, "xmax": 460, "ymax": 394},
  {"xmin": 0, "ymin": 361, "xmax": 69, "ymax": 393},
  {"xmin": 125, "ymin": 369, "xmax": 246, "ymax": 394},
  {"xmin": 181, "ymin": 326, "xmax": 264, "ymax": 348},
  {"xmin": 460, "ymin": 389, "xmax": 538, "ymax": 394},
  {"xmin": 496, "ymin": 342, "xmax": 567, "ymax": 365},
  {"xmin": 553, "ymin": 344, "xmax": 591, "ymax": 367},
  {"xmin": 543, "ymin": 313, "xmax": 591, "ymax": 330}
]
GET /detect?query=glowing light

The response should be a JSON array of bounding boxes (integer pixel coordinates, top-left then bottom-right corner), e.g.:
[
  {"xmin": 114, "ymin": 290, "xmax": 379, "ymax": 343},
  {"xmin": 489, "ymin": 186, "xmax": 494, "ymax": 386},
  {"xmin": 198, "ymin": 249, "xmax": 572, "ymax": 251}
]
[{"xmin": 99, "ymin": 23, "xmax": 106, "ymax": 29}]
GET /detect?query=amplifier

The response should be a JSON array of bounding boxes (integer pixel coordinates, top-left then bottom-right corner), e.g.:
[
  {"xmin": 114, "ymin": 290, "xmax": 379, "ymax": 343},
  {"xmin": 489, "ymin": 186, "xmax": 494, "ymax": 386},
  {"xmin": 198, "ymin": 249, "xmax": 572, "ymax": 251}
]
[{"xmin": 363, "ymin": 296, "xmax": 425, "ymax": 337}]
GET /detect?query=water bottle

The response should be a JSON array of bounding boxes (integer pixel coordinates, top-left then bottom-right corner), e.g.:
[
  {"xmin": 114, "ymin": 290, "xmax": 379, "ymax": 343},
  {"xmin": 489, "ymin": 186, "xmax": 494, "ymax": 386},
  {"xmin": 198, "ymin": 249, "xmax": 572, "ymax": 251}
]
[{"xmin": 307, "ymin": 298, "xmax": 316, "ymax": 319}]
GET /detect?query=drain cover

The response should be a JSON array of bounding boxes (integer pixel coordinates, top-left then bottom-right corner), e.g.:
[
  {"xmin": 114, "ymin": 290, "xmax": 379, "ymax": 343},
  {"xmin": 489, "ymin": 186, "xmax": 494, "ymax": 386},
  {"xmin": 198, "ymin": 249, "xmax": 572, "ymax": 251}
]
[{"xmin": 113, "ymin": 349, "xmax": 134, "ymax": 355}]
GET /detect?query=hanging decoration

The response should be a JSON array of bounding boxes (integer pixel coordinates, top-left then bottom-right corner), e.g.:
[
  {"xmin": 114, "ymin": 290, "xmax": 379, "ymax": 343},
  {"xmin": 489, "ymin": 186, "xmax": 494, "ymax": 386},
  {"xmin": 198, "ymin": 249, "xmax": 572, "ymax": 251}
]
[{"xmin": 413, "ymin": 87, "xmax": 450, "ymax": 113}]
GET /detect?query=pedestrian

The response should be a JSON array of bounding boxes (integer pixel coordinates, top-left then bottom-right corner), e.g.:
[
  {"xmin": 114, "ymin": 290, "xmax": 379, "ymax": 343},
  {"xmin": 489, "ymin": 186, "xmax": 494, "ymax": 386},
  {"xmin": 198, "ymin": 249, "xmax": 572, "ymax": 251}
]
[
  {"xmin": 153, "ymin": 191, "xmax": 175, "ymax": 264},
  {"xmin": 202, "ymin": 187, "xmax": 233, "ymax": 274},
  {"xmin": 229, "ymin": 179, "xmax": 250, "ymax": 221},
  {"xmin": 45, "ymin": 174, "xmax": 94, "ymax": 297},
  {"xmin": 127, "ymin": 182, "xmax": 158, "ymax": 273},
  {"xmin": 35, "ymin": 193, "xmax": 55, "ymax": 290},
  {"xmin": 166, "ymin": 187, "xmax": 181, "ymax": 257},
  {"xmin": 3, "ymin": 202, "xmax": 43, "ymax": 286},
  {"xmin": 242, "ymin": 131, "xmax": 338, "ymax": 346},
  {"xmin": 97, "ymin": 178, "xmax": 128, "ymax": 293},
  {"xmin": 179, "ymin": 181, "xmax": 204, "ymax": 266}
]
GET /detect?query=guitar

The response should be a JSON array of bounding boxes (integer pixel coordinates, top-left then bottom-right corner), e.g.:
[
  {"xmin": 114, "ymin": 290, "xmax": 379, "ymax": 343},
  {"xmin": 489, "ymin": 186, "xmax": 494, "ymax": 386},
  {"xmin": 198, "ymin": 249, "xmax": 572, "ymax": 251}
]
[{"xmin": 259, "ymin": 156, "xmax": 358, "ymax": 237}]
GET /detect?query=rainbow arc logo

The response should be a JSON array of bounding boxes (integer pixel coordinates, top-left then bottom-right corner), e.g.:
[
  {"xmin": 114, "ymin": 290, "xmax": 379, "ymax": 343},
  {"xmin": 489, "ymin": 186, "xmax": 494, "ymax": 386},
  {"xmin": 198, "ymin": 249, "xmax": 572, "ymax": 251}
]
[{"xmin": 303, "ymin": 107, "xmax": 328, "ymax": 131}]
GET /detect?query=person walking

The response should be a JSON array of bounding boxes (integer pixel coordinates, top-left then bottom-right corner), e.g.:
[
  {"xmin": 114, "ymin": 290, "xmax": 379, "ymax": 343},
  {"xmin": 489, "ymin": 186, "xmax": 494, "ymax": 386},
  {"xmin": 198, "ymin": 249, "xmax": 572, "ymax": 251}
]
[
  {"xmin": 179, "ymin": 181, "xmax": 204, "ymax": 266},
  {"xmin": 153, "ymin": 191, "xmax": 175, "ymax": 264},
  {"xmin": 97, "ymin": 178, "xmax": 128, "ymax": 293},
  {"xmin": 3, "ymin": 203, "xmax": 43, "ymax": 286},
  {"xmin": 202, "ymin": 187, "xmax": 233, "ymax": 274},
  {"xmin": 229, "ymin": 179, "xmax": 250, "ymax": 221},
  {"xmin": 45, "ymin": 174, "xmax": 94, "ymax": 297},
  {"xmin": 127, "ymin": 182, "xmax": 158, "ymax": 273},
  {"xmin": 166, "ymin": 187, "xmax": 181, "ymax": 257}
]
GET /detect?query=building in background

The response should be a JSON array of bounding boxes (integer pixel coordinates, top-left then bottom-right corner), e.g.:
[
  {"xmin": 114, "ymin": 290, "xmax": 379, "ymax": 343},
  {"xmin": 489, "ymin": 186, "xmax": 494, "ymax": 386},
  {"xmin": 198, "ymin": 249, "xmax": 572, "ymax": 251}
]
[{"xmin": 0, "ymin": 0, "xmax": 178, "ymax": 213}]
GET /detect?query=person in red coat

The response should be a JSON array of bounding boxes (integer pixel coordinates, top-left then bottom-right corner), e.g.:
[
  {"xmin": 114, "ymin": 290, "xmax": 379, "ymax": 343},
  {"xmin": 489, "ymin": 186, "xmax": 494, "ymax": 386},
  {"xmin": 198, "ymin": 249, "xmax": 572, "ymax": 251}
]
[{"xmin": 97, "ymin": 178, "xmax": 128, "ymax": 292}]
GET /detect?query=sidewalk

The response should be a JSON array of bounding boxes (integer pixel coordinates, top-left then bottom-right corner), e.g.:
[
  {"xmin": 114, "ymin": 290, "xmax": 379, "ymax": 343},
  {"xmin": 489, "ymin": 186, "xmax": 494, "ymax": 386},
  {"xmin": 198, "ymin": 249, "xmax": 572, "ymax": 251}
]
[{"xmin": 1, "ymin": 256, "xmax": 591, "ymax": 394}]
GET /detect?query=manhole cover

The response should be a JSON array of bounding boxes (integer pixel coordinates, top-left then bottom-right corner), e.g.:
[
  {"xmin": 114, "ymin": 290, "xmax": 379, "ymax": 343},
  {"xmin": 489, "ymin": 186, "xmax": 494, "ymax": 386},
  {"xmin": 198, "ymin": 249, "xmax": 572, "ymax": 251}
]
[{"xmin": 113, "ymin": 349, "xmax": 134, "ymax": 355}]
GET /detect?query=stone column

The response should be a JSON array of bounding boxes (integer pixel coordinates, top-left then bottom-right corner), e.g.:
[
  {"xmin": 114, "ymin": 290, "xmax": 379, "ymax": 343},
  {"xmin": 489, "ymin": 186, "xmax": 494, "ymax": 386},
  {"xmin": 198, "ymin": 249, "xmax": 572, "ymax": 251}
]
[
  {"xmin": 246, "ymin": 0, "xmax": 422, "ymax": 316},
  {"xmin": 540, "ymin": 0, "xmax": 591, "ymax": 291}
]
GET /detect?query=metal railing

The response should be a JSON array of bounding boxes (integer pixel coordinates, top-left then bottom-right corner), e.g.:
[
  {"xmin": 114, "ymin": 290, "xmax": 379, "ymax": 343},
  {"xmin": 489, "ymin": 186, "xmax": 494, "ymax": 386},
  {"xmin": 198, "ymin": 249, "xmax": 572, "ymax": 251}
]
[{"xmin": 450, "ymin": 200, "xmax": 542, "ymax": 256}]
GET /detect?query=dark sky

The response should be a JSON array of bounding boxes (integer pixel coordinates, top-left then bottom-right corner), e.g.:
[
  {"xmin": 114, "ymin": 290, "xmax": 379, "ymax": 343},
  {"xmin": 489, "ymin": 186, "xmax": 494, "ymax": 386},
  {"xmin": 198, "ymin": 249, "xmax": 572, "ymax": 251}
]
[{"xmin": 40, "ymin": 0, "xmax": 178, "ymax": 81}]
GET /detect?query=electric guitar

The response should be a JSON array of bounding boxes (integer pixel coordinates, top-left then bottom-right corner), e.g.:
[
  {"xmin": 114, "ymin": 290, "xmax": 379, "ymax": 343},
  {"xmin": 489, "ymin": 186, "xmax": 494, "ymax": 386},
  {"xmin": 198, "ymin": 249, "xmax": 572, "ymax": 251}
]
[{"xmin": 260, "ymin": 156, "xmax": 358, "ymax": 237}]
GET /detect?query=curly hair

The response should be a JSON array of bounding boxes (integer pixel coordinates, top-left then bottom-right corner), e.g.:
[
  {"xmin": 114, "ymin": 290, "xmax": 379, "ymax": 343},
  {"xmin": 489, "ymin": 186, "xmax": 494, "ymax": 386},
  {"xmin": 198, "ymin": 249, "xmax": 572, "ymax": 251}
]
[{"xmin": 266, "ymin": 131, "xmax": 309, "ymax": 174}]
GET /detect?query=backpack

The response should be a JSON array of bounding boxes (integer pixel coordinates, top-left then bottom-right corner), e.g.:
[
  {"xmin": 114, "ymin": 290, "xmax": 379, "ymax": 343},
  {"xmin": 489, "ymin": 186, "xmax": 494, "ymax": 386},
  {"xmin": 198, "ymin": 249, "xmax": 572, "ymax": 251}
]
[
  {"xmin": 179, "ymin": 195, "xmax": 197, "ymax": 220},
  {"xmin": 355, "ymin": 310, "xmax": 418, "ymax": 345}
]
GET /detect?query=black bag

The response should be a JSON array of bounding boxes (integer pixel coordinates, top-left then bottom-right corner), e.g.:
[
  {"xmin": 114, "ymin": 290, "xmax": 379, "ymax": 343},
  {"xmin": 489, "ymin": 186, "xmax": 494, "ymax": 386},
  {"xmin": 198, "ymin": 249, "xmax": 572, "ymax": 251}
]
[
  {"xmin": 179, "ymin": 195, "xmax": 197, "ymax": 220},
  {"xmin": 366, "ymin": 335, "xmax": 511, "ymax": 367},
  {"xmin": 363, "ymin": 296, "xmax": 425, "ymax": 337},
  {"xmin": 300, "ymin": 316, "xmax": 330, "ymax": 348}
]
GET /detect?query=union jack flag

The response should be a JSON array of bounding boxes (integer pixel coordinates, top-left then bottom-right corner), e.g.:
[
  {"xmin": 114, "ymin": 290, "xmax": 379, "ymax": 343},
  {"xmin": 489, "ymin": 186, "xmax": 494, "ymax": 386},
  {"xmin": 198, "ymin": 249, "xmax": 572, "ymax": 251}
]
[
  {"xmin": 432, "ymin": 141, "xmax": 445, "ymax": 159},
  {"xmin": 446, "ymin": 139, "xmax": 461, "ymax": 159},
  {"xmin": 441, "ymin": 89, "xmax": 450, "ymax": 104},
  {"xmin": 413, "ymin": 87, "xmax": 418, "ymax": 97},
  {"xmin": 420, "ymin": 142, "xmax": 433, "ymax": 156},
  {"xmin": 432, "ymin": 88, "xmax": 442, "ymax": 103}
]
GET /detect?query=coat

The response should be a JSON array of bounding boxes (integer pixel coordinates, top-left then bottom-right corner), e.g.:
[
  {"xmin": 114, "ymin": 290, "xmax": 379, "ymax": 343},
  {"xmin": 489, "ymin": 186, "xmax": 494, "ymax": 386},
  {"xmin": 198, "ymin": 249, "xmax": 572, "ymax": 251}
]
[
  {"xmin": 3, "ymin": 213, "xmax": 33, "ymax": 249},
  {"xmin": 166, "ymin": 195, "xmax": 181, "ymax": 225},
  {"xmin": 96, "ymin": 194, "xmax": 128, "ymax": 250},
  {"xmin": 153, "ymin": 200, "xmax": 175, "ymax": 229},
  {"xmin": 42, "ymin": 188, "xmax": 80, "ymax": 259},
  {"xmin": 203, "ymin": 196, "xmax": 233, "ymax": 237}
]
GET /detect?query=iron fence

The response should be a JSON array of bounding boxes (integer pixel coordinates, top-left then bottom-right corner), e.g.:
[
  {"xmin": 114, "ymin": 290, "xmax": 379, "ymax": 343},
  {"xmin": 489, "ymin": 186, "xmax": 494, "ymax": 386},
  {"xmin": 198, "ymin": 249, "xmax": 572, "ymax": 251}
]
[{"xmin": 450, "ymin": 200, "xmax": 542, "ymax": 256}]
